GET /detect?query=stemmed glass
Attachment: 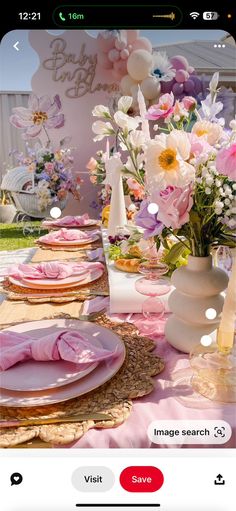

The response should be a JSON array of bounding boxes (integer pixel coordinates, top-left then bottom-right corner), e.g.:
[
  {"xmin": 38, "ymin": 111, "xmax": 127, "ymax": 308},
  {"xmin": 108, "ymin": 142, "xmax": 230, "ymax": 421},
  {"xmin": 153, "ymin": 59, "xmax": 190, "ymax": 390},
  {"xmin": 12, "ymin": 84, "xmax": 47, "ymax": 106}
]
[{"xmin": 135, "ymin": 240, "xmax": 171, "ymax": 319}]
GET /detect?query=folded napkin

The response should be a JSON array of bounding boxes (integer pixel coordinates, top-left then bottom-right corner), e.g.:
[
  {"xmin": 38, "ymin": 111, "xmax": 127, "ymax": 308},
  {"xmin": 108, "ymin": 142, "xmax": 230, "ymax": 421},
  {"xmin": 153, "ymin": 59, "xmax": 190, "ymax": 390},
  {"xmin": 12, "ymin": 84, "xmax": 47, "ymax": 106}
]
[
  {"xmin": 0, "ymin": 329, "xmax": 117, "ymax": 371},
  {"xmin": 7, "ymin": 261, "xmax": 103, "ymax": 280},
  {"xmin": 86, "ymin": 248, "xmax": 105, "ymax": 262},
  {"xmin": 39, "ymin": 228, "xmax": 95, "ymax": 243},
  {"xmin": 44, "ymin": 214, "xmax": 91, "ymax": 227}
]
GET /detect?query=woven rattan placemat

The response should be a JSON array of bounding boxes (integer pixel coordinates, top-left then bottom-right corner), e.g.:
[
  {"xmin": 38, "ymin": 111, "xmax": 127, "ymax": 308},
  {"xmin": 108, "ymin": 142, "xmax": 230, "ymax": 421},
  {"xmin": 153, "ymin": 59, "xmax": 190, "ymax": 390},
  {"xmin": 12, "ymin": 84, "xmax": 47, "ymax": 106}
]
[{"xmin": 0, "ymin": 316, "xmax": 164, "ymax": 447}]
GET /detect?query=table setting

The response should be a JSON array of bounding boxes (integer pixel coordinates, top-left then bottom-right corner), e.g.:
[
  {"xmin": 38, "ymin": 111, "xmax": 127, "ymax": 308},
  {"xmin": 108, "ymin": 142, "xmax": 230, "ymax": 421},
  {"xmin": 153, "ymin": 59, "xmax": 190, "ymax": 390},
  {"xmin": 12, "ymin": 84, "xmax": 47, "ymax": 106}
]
[{"xmin": 0, "ymin": 72, "xmax": 236, "ymax": 449}]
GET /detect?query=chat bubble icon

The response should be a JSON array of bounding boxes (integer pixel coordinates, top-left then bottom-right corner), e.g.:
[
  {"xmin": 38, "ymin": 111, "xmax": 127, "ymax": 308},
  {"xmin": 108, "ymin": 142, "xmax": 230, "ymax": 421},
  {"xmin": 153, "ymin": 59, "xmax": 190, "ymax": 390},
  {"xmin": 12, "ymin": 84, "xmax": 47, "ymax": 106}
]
[{"xmin": 10, "ymin": 472, "xmax": 23, "ymax": 486}]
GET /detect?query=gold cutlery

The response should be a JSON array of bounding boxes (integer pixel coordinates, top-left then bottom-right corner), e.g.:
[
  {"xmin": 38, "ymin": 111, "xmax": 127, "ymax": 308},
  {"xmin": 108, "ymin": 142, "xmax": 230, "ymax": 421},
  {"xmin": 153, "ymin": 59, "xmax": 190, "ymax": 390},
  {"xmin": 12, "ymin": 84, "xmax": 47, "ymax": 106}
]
[{"xmin": 0, "ymin": 412, "xmax": 112, "ymax": 428}]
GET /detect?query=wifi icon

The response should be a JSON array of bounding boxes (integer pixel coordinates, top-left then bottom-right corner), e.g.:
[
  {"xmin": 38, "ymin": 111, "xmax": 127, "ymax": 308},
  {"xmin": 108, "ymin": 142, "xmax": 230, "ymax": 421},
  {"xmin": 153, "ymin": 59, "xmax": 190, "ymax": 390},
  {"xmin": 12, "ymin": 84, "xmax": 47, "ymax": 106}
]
[{"xmin": 190, "ymin": 11, "xmax": 200, "ymax": 19}]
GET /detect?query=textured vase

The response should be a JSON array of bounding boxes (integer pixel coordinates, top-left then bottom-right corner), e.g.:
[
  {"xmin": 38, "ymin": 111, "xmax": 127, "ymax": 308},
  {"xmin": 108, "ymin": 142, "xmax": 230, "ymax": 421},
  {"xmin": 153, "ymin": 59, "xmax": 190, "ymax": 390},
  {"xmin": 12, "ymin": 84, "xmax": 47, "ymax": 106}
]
[{"xmin": 165, "ymin": 255, "xmax": 229, "ymax": 353}]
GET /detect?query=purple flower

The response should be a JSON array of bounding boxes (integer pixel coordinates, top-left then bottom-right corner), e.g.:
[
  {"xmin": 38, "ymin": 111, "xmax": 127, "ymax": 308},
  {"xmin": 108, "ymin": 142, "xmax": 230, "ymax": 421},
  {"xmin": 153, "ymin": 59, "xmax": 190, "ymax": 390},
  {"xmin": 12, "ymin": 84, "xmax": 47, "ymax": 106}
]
[
  {"xmin": 135, "ymin": 199, "xmax": 163, "ymax": 239},
  {"xmin": 10, "ymin": 93, "xmax": 65, "ymax": 139}
]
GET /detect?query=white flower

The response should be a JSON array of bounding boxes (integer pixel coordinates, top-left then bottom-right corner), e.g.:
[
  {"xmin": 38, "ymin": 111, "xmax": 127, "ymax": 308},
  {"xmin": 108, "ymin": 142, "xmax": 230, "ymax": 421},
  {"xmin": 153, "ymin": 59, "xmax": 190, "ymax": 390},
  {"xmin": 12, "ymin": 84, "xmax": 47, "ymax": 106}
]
[
  {"xmin": 92, "ymin": 105, "xmax": 111, "ymax": 118},
  {"xmin": 192, "ymin": 120, "xmax": 223, "ymax": 145},
  {"xmin": 128, "ymin": 130, "xmax": 146, "ymax": 149},
  {"xmin": 125, "ymin": 154, "xmax": 144, "ymax": 173},
  {"xmin": 205, "ymin": 187, "xmax": 211, "ymax": 195},
  {"xmin": 114, "ymin": 111, "xmax": 141, "ymax": 131},
  {"xmin": 229, "ymin": 119, "xmax": 236, "ymax": 131},
  {"xmin": 199, "ymin": 94, "xmax": 224, "ymax": 126},
  {"xmin": 92, "ymin": 121, "xmax": 115, "ymax": 141},
  {"xmin": 208, "ymin": 72, "xmax": 220, "ymax": 99},
  {"xmin": 152, "ymin": 52, "xmax": 175, "ymax": 82},
  {"xmin": 118, "ymin": 96, "xmax": 133, "ymax": 113},
  {"xmin": 145, "ymin": 130, "xmax": 195, "ymax": 191}
]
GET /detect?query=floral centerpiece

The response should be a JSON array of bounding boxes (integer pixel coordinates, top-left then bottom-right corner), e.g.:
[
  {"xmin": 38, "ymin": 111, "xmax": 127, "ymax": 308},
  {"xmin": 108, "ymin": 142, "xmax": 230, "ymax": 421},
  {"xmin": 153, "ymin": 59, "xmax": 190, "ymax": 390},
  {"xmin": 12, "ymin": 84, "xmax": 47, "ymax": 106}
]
[
  {"xmin": 7, "ymin": 94, "xmax": 81, "ymax": 213},
  {"xmin": 92, "ymin": 73, "xmax": 236, "ymax": 351}
]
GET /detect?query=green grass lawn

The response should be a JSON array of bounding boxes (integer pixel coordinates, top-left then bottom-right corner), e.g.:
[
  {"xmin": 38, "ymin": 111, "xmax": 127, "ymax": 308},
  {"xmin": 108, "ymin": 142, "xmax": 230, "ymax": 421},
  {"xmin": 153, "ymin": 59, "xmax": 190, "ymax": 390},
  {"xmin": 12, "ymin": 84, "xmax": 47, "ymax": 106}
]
[{"xmin": 0, "ymin": 222, "xmax": 47, "ymax": 251}]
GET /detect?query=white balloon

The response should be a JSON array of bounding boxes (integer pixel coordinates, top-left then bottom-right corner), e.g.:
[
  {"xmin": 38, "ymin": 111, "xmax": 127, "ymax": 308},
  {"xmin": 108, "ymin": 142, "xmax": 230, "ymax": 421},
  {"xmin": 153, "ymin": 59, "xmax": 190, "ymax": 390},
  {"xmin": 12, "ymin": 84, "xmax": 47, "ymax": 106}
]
[
  {"xmin": 120, "ymin": 74, "xmax": 138, "ymax": 95},
  {"xmin": 127, "ymin": 50, "xmax": 153, "ymax": 81},
  {"xmin": 140, "ymin": 76, "xmax": 161, "ymax": 100}
]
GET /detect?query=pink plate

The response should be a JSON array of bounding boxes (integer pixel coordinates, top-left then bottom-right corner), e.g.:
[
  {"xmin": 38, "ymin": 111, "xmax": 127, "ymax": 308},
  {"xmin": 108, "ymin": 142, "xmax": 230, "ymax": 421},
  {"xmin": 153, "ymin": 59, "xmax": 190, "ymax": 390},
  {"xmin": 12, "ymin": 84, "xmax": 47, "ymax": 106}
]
[
  {"xmin": 43, "ymin": 219, "xmax": 98, "ymax": 228},
  {"xmin": 0, "ymin": 319, "xmax": 126, "ymax": 406},
  {"xmin": 8, "ymin": 267, "xmax": 103, "ymax": 291},
  {"xmin": 38, "ymin": 234, "xmax": 99, "ymax": 246}
]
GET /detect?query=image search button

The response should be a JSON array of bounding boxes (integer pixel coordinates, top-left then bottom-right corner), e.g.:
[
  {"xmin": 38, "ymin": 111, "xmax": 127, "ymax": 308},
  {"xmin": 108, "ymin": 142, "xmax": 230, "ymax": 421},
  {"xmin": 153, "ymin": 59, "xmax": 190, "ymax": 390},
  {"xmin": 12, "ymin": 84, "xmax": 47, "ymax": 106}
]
[
  {"xmin": 10, "ymin": 472, "xmax": 23, "ymax": 486},
  {"xmin": 120, "ymin": 466, "xmax": 164, "ymax": 492}
]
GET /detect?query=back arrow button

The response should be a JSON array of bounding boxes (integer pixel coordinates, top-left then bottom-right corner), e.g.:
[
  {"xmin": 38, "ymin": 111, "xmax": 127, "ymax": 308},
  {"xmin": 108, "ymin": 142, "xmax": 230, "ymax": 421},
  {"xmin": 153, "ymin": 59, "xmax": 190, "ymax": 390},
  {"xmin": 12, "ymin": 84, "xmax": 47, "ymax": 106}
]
[{"xmin": 13, "ymin": 41, "xmax": 20, "ymax": 51}]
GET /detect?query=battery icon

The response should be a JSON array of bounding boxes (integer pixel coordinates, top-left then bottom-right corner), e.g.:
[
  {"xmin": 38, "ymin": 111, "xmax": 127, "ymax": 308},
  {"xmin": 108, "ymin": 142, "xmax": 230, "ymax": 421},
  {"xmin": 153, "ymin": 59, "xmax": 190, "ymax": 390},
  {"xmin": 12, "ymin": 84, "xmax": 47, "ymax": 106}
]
[{"xmin": 203, "ymin": 11, "xmax": 219, "ymax": 20}]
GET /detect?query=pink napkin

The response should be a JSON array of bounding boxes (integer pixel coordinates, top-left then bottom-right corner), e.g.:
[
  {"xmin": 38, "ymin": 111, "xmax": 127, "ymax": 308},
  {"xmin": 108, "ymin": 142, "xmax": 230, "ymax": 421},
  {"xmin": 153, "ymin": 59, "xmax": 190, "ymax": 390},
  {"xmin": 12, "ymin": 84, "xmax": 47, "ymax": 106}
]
[
  {"xmin": 0, "ymin": 329, "xmax": 117, "ymax": 371},
  {"xmin": 44, "ymin": 214, "xmax": 91, "ymax": 227},
  {"xmin": 39, "ymin": 228, "xmax": 95, "ymax": 243},
  {"xmin": 7, "ymin": 261, "xmax": 103, "ymax": 280}
]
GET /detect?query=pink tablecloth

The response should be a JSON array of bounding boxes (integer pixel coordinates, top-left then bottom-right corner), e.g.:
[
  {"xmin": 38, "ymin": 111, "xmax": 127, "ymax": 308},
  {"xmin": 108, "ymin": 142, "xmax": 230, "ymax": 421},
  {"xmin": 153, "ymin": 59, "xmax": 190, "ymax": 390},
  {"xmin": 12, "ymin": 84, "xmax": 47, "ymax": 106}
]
[{"xmin": 55, "ymin": 330, "xmax": 236, "ymax": 449}]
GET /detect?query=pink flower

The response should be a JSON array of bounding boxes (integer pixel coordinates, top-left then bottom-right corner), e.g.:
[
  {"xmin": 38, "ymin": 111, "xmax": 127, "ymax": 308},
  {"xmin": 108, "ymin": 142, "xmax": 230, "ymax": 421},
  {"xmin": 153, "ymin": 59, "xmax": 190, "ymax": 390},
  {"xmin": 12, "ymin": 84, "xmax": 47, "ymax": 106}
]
[
  {"xmin": 10, "ymin": 94, "xmax": 64, "ymax": 139},
  {"xmin": 126, "ymin": 177, "xmax": 141, "ymax": 190},
  {"xmin": 216, "ymin": 144, "xmax": 236, "ymax": 180},
  {"xmin": 86, "ymin": 157, "xmax": 97, "ymax": 171},
  {"xmin": 146, "ymin": 93, "xmax": 174, "ymax": 120},
  {"xmin": 187, "ymin": 133, "xmax": 213, "ymax": 158},
  {"xmin": 44, "ymin": 162, "xmax": 54, "ymax": 173},
  {"xmin": 182, "ymin": 96, "xmax": 197, "ymax": 112},
  {"xmin": 154, "ymin": 185, "xmax": 193, "ymax": 229}
]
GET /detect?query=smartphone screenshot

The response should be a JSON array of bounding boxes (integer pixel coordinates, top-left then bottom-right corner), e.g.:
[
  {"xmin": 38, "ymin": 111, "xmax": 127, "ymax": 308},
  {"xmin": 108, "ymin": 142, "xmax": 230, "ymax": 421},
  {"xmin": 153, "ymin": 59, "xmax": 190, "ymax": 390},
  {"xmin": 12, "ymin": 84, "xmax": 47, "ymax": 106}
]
[{"xmin": 0, "ymin": 2, "xmax": 235, "ymax": 510}]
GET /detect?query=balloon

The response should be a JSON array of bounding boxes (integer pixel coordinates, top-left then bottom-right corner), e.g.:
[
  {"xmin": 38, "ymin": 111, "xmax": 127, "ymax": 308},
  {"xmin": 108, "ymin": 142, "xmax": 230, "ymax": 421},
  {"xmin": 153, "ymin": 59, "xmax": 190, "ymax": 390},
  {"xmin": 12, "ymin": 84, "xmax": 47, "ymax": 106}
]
[
  {"xmin": 97, "ymin": 33, "xmax": 116, "ymax": 53},
  {"xmin": 184, "ymin": 79, "xmax": 195, "ymax": 93},
  {"xmin": 132, "ymin": 37, "xmax": 152, "ymax": 53},
  {"xmin": 172, "ymin": 82, "xmax": 184, "ymax": 95},
  {"xmin": 120, "ymin": 49, "xmax": 130, "ymax": 60},
  {"xmin": 161, "ymin": 79, "xmax": 175, "ymax": 93},
  {"xmin": 175, "ymin": 69, "xmax": 189, "ymax": 83},
  {"xmin": 115, "ymin": 39, "xmax": 127, "ymax": 51},
  {"xmin": 127, "ymin": 30, "xmax": 140, "ymax": 43},
  {"xmin": 127, "ymin": 50, "xmax": 153, "ymax": 81},
  {"xmin": 188, "ymin": 66, "xmax": 195, "ymax": 74},
  {"xmin": 190, "ymin": 75, "xmax": 203, "ymax": 94},
  {"xmin": 97, "ymin": 52, "xmax": 113, "ymax": 69},
  {"xmin": 113, "ymin": 59, "xmax": 128, "ymax": 76},
  {"xmin": 130, "ymin": 84, "xmax": 139, "ymax": 101},
  {"xmin": 120, "ymin": 74, "xmax": 138, "ymax": 95},
  {"xmin": 170, "ymin": 55, "xmax": 189, "ymax": 71},
  {"xmin": 108, "ymin": 48, "xmax": 120, "ymax": 62},
  {"xmin": 141, "ymin": 76, "xmax": 161, "ymax": 100}
]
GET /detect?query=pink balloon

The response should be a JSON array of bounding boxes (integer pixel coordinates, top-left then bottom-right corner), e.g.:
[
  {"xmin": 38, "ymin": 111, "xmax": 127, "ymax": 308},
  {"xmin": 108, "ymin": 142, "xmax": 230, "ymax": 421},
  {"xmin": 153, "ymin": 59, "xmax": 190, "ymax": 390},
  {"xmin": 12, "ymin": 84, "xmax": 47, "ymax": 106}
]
[
  {"xmin": 183, "ymin": 79, "xmax": 195, "ymax": 93},
  {"xmin": 120, "ymin": 49, "xmax": 129, "ymax": 60},
  {"xmin": 170, "ymin": 55, "xmax": 189, "ymax": 71},
  {"xmin": 172, "ymin": 82, "xmax": 184, "ymax": 95},
  {"xmin": 97, "ymin": 52, "xmax": 113, "ymax": 69},
  {"xmin": 161, "ymin": 79, "xmax": 175, "ymax": 93},
  {"xmin": 127, "ymin": 30, "xmax": 140, "ymax": 43},
  {"xmin": 132, "ymin": 37, "xmax": 152, "ymax": 53},
  {"xmin": 108, "ymin": 48, "xmax": 120, "ymax": 62},
  {"xmin": 97, "ymin": 33, "xmax": 116, "ymax": 53},
  {"xmin": 115, "ymin": 39, "xmax": 127, "ymax": 51},
  {"xmin": 175, "ymin": 69, "xmax": 189, "ymax": 83},
  {"xmin": 188, "ymin": 66, "xmax": 195, "ymax": 75},
  {"xmin": 113, "ymin": 59, "xmax": 128, "ymax": 76}
]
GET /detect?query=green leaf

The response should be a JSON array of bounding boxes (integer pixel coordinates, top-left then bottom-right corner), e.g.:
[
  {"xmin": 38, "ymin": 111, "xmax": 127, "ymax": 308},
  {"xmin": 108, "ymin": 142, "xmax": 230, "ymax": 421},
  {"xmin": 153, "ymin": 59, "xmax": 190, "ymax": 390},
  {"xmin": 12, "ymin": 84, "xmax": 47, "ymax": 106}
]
[{"xmin": 164, "ymin": 242, "xmax": 190, "ymax": 265}]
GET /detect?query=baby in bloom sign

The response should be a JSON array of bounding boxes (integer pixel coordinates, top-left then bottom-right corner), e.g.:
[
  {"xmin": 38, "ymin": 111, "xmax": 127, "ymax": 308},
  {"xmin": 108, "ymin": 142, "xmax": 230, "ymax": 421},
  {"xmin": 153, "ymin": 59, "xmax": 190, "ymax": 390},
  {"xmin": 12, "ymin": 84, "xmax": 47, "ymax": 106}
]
[{"xmin": 29, "ymin": 30, "xmax": 119, "ymax": 216}]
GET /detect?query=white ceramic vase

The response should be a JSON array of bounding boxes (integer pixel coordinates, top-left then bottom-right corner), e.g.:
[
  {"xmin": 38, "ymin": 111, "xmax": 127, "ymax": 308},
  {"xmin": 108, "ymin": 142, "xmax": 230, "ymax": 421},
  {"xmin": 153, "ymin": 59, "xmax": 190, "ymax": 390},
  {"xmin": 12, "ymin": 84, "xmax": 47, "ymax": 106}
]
[{"xmin": 165, "ymin": 255, "xmax": 229, "ymax": 353}]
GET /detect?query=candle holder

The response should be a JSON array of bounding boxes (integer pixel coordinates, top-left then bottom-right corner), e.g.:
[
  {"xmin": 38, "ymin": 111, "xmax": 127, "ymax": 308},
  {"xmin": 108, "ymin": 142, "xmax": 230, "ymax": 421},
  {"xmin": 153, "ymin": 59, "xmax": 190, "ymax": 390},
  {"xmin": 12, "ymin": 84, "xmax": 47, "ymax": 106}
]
[{"xmin": 190, "ymin": 332, "xmax": 236, "ymax": 403}]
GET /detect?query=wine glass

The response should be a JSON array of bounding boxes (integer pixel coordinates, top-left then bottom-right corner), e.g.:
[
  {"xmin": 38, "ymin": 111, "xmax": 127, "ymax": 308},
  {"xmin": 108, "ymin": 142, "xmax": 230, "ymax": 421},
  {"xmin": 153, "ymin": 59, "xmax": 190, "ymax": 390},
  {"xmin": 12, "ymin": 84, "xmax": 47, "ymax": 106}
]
[{"xmin": 135, "ymin": 246, "xmax": 171, "ymax": 319}]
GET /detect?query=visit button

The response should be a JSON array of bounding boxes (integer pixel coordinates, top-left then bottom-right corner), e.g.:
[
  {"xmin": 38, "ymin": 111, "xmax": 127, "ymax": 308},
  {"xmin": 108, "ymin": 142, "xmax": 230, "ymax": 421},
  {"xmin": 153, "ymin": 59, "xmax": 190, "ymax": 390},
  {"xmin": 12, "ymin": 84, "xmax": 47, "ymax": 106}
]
[{"xmin": 120, "ymin": 466, "xmax": 164, "ymax": 492}]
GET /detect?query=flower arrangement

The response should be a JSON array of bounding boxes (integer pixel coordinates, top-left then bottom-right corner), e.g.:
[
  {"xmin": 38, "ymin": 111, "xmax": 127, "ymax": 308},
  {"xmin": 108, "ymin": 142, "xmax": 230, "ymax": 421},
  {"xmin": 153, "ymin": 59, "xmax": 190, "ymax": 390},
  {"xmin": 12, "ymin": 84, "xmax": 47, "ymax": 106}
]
[
  {"xmin": 93, "ymin": 72, "xmax": 236, "ymax": 257},
  {"xmin": 9, "ymin": 94, "xmax": 81, "ymax": 212}
]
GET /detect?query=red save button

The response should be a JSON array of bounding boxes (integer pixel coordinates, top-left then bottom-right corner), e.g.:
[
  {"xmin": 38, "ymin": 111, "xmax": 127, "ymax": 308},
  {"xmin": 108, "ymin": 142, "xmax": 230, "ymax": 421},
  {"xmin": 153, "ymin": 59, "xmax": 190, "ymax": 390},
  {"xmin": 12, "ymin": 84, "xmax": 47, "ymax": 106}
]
[{"xmin": 120, "ymin": 466, "xmax": 164, "ymax": 492}]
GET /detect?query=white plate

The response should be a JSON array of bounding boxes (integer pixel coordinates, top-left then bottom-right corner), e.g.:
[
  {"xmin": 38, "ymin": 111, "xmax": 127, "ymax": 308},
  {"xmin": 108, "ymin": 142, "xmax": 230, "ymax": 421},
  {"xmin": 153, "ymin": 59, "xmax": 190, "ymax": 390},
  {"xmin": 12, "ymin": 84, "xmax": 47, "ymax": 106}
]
[
  {"xmin": 0, "ymin": 319, "xmax": 126, "ymax": 406},
  {"xmin": 43, "ymin": 219, "xmax": 98, "ymax": 228},
  {"xmin": 8, "ymin": 267, "xmax": 103, "ymax": 291},
  {"xmin": 38, "ymin": 234, "xmax": 99, "ymax": 246}
]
